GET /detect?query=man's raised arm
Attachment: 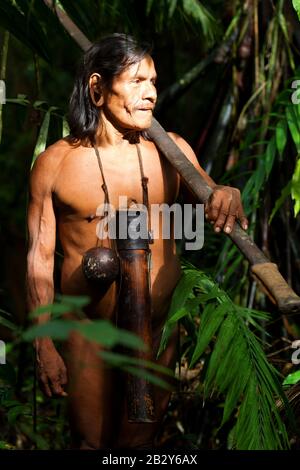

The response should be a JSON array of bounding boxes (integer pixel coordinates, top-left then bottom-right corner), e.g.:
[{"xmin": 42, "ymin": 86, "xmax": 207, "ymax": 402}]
[
  {"xmin": 168, "ymin": 132, "xmax": 248, "ymax": 234},
  {"xmin": 26, "ymin": 150, "xmax": 67, "ymax": 397}
]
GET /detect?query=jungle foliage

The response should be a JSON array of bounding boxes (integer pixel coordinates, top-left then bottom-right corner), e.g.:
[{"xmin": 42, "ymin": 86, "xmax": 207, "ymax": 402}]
[{"xmin": 1, "ymin": 0, "xmax": 300, "ymax": 450}]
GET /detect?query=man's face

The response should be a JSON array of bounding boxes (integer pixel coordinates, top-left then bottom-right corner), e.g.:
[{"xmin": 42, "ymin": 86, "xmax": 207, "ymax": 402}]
[{"xmin": 101, "ymin": 55, "xmax": 157, "ymax": 131}]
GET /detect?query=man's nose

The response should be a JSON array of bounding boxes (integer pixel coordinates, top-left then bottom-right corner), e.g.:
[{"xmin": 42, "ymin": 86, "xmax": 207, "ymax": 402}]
[{"xmin": 143, "ymin": 81, "xmax": 157, "ymax": 103}]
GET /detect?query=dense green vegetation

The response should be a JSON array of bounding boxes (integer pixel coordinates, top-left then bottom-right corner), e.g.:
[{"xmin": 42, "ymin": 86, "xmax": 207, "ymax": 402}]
[{"xmin": 1, "ymin": 0, "xmax": 300, "ymax": 450}]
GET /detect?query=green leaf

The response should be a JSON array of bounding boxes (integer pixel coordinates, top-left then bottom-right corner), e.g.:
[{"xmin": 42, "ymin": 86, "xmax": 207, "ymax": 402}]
[
  {"xmin": 18, "ymin": 422, "xmax": 50, "ymax": 450},
  {"xmin": 283, "ymin": 370, "xmax": 300, "ymax": 386},
  {"xmin": 123, "ymin": 365, "xmax": 172, "ymax": 390},
  {"xmin": 291, "ymin": 158, "xmax": 300, "ymax": 216},
  {"xmin": 275, "ymin": 119, "xmax": 287, "ymax": 157},
  {"xmin": 99, "ymin": 350, "xmax": 174, "ymax": 390},
  {"xmin": 33, "ymin": 100, "xmax": 48, "ymax": 109},
  {"xmin": 168, "ymin": 271, "xmax": 199, "ymax": 313},
  {"xmin": 0, "ymin": 441, "xmax": 14, "ymax": 449},
  {"xmin": 265, "ymin": 138, "xmax": 276, "ymax": 177},
  {"xmin": 77, "ymin": 321, "xmax": 147, "ymax": 350},
  {"xmin": 99, "ymin": 350, "xmax": 174, "ymax": 376},
  {"xmin": 278, "ymin": 13, "xmax": 295, "ymax": 71},
  {"xmin": 157, "ymin": 271, "xmax": 199, "ymax": 355},
  {"xmin": 254, "ymin": 160, "xmax": 266, "ymax": 194},
  {"xmin": 164, "ymin": 306, "xmax": 188, "ymax": 324},
  {"xmin": 286, "ymin": 106, "xmax": 300, "ymax": 152},
  {"xmin": 62, "ymin": 117, "xmax": 70, "ymax": 137},
  {"xmin": 24, "ymin": 315, "xmax": 148, "ymax": 351},
  {"xmin": 167, "ymin": 0, "xmax": 177, "ymax": 18},
  {"xmin": 0, "ymin": 316, "xmax": 18, "ymax": 331},
  {"xmin": 0, "ymin": 308, "xmax": 12, "ymax": 317},
  {"xmin": 55, "ymin": 294, "xmax": 91, "ymax": 308},
  {"xmin": 182, "ymin": 0, "xmax": 218, "ymax": 44},
  {"xmin": 60, "ymin": 0, "xmax": 99, "ymax": 39},
  {"xmin": 222, "ymin": 364, "xmax": 251, "ymax": 425},
  {"xmin": 190, "ymin": 303, "xmax": 227, "ymax": 367},
  {"xmin": 22, "ymin": 320, "xmax": 75, "ymax": 341},
  {"xmin": 30, "ymin": 108, "xmax": 52, "ymax": 170},
  {"xmin": 29, "ymin": 295, "xmax": 91, "ymax": 319},
  {"xmin": 172, "ymin": 264, "xmax": 290, "ymax": 449},
  {"xmin": 146, "ymin": 0, "xmax": 155, "ymax": 15},
  {"xmin": 7, "ymin": 404, "xmax": 31, "ymax": 425},
  {"xmin": 0, "ymin": 0, "xmax": 51, "ymax": 62},
  {"xmin": 5, "ymin": 97, "xmax": 30, "ymax": 106},
  {"xmin": 269, "ymin": 180, "xmax": 292, "ymax": 223},
  {"xmin": 29, "ymin": 303, "xmax": 75, "ymax": 318},
  {"xmin": 292, "ymin": 0, "xmax": 300, "ymax": 21}
]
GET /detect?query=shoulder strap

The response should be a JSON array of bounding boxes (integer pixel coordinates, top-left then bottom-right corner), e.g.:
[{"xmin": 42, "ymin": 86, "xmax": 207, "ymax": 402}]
[{"xmin": 135, "ymin": 143, "xmax": 152, "ymax": 241}]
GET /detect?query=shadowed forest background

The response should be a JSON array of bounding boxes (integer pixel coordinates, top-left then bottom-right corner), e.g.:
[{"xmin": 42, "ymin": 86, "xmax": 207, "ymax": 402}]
[{"xmin": 1, "ymin": 0, "xmax": 300, "ymax": 450}]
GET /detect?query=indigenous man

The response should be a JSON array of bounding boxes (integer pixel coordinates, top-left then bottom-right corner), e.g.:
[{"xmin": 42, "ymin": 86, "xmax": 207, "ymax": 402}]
[{"xmin": 26, "ymin": 34, "xmax": 248, "ymax": 449}]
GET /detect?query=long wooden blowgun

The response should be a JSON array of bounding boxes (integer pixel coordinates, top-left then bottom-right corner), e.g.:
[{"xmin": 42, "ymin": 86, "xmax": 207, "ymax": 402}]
[{"xmin": 147, "ymin": 118, "xmax": 300, "ymax": 316}]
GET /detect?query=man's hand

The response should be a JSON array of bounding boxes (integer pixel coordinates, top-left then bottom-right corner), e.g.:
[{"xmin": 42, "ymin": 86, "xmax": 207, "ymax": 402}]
[
  {"xmin": 36, "ymin": 339, "xmax": 68, "ymax": 398},
  {"xmin": 205, "ymin": 185, "xmax": 248, "ymax": 234},
  {"xmin": 166, "ymin": 134, "xmax": 249, "ymax": 235}
]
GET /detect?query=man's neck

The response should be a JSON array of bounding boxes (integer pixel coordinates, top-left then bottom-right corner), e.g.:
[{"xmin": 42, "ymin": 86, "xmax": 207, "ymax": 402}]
[{"xmin": 94, "ymin": 112, "xmax": 139, "ymax": 148}]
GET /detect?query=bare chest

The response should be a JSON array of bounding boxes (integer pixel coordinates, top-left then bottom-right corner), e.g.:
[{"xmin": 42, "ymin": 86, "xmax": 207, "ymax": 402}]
[{"xmin": 54, "ymin": 144, "xmax": 180, "ymax": 219}]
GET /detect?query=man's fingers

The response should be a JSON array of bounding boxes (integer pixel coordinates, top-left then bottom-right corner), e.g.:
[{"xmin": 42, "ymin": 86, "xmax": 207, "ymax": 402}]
[
  {"xmin": 39, "ymin": 374, "xmax": 52, "ymax": 398},
  {"xmin": 60, "ymin": 373, "xmax": 68, "ymax": 386},
  {"xmin": 213, "ymin": 211, "xmax": 229, "ymax": 232},
  {"xmin": 39, "ymin": 371, "xmax": 68, "ymax": 397},
  {"xmin": 58, "ymin": 368, "xmax": 68, "ymax": 395},
  {"xmin": 36, "ymin": 351, "xmax": 68, "ymax": 398},
  {"xmin": 205, "ymin": 199, "xmax": 222, "ymax": 222},
  {"xmin": 223, "ymin": 214, "xmax": 236, "ymax": 233},
  {"xmin": 212, "ymin": 198, "xmax": 231, "ymax": 232},
  {"xmin": 239, "ymin": 215, "xmax": 248, "ymax": 230},
  {"xmin": 205, "ymin": 186, "xmax": 248, "ymax": 233},
  {"xmin": 49, "ymin": 379, "xmax": 68, "ymax": 397}
]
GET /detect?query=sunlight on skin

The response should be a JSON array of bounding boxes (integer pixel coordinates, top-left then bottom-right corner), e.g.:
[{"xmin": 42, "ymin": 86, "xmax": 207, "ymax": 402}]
[{"xmin": 100, "ymin": 56, "xmax": 157, "ymax": 135}]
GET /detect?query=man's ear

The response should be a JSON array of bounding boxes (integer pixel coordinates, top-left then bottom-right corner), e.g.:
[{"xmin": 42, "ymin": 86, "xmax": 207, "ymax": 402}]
[{"xmin": 89, "ymin": 73, "xmax": 104, "ymax": 107}]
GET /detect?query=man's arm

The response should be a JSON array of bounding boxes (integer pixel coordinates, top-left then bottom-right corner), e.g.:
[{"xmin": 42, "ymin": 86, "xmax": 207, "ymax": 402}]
[
  {"xmin": 26, "ymin": 150, "xmax": 67, "ymax": 397},
  {"xmin": 168, "ymin": 132, "xmax": 248, "ymax": 234}
]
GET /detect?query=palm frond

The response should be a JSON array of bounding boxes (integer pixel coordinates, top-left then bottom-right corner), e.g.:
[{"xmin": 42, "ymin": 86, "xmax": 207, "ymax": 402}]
[
  {"xmin": 160, "ymin": 262, "xmax": 291, "ymax": 449},
  {"xmin": 181, "ymin": 0, "xmax": 219, "ymax": 44},
  {"xmin": 146, "ymin": 0, "xmax": 219, "ymax": 44}
]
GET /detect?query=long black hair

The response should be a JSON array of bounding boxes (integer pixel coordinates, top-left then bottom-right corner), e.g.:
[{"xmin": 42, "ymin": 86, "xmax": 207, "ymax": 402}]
[{"xmin": 68, "ymin": 33, "xmax": 151, "ymax": 144}]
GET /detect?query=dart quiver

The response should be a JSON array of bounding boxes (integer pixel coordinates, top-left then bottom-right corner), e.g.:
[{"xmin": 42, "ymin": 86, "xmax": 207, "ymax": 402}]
[{"xmin": 115, "ymin": 209, "xmax": 156, "ymax": 423}]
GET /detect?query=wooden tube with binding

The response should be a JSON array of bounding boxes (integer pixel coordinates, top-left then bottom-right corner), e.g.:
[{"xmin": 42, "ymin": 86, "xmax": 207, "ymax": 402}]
[{"xmin": 115, "ymin": 209, "xmax": 156, "ymax": 423}]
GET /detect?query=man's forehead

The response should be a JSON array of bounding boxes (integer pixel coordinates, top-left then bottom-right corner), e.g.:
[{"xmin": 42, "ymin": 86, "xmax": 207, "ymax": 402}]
[{"xmin": 122, "ymin": 56, "xmax": 157, "ymax": 78}]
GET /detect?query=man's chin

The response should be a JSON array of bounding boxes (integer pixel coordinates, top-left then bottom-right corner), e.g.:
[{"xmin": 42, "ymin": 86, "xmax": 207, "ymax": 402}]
[
  {"xmin": 133, "ymin": 118, "xmax": 153, "ymax": 131},
  {"xmin": 124, "ymin": 121, "xmax": 152, "ymax": 133}
]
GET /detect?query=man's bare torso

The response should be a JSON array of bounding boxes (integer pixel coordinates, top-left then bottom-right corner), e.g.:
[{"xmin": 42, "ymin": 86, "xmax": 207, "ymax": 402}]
[{"xmin": 51, "ymin": 137, "xmax": 182, "ymax": 325}]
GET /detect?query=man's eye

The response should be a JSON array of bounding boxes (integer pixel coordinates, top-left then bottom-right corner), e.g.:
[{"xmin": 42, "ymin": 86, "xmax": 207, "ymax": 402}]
[{"xmin": 132, "ymin": 79, "xmax": 140, "ymax": 84}]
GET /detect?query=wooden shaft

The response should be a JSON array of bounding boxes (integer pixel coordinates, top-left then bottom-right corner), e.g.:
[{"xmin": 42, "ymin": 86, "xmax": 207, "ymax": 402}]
[
  {"xmin": 147, "ymin": 118, "xmax": 300, "ymax": 315},
  {"xmin": 117, "ymin": 249, "xmax": 156, "ymax": 423},
  {"xmin": 115, "ymin": 209, "xmax": 156, "ymax": 423}
]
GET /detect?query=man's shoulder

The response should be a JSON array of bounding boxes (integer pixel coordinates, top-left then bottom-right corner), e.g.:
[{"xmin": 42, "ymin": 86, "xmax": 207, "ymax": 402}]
[
  {"xmin": 167, "ymin": 131, "xmax": 188, "ymax": 147},
  {"xmin": 167, "ymin": 131, "xmax": 180, "ymax": 141},
  {"xmin": 29, "ymin": 138, "xmax": 79, "ymax": 194},
  {"xmin": 31, "ymin": 137, "xmax": 76, "ymax": 174},
  {"xmin": 167, "ymin": 131, "xmax": 194, "ymax": 155}
]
